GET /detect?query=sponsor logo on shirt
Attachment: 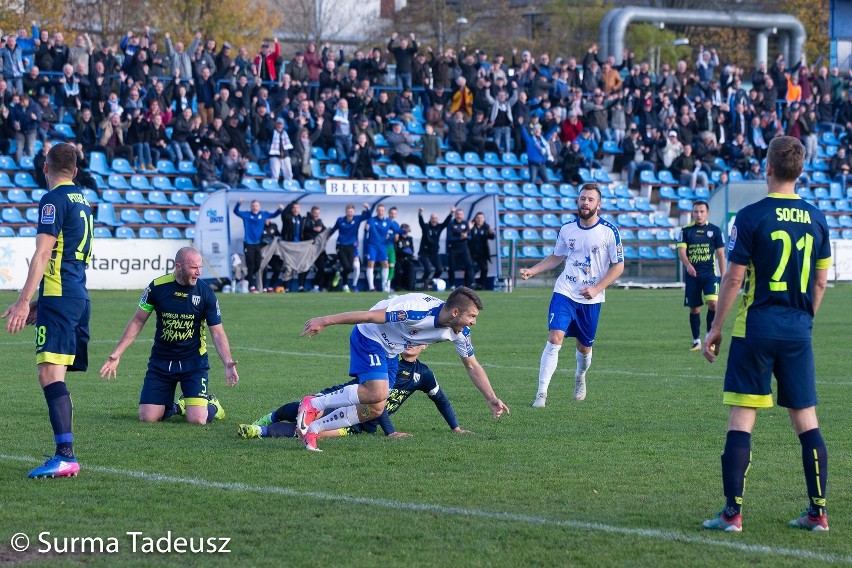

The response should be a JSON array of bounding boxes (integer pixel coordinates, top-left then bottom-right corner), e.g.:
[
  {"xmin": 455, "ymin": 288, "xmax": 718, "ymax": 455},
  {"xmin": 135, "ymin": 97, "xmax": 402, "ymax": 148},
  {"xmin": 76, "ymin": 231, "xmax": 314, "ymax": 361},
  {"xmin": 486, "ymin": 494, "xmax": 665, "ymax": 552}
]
[{"xmin": 41, "ymin": 204, "xmax": 56, "ymax": 224}]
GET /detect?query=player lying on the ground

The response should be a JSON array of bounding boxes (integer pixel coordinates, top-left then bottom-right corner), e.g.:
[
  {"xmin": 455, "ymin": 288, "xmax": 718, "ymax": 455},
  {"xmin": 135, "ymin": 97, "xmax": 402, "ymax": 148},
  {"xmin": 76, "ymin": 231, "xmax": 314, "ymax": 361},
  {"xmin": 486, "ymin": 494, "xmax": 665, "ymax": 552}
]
[{"xmin": 237, "ymin": 344, "xmax": 471, "ymax": 439}]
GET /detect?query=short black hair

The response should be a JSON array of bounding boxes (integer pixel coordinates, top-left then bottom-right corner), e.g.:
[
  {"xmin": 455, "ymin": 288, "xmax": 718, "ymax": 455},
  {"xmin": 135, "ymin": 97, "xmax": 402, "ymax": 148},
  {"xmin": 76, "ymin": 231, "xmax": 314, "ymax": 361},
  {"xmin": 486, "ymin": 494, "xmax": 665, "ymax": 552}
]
[{"xmin": 445, "ymin": 286, "xmax": 483, "ymax": 312}]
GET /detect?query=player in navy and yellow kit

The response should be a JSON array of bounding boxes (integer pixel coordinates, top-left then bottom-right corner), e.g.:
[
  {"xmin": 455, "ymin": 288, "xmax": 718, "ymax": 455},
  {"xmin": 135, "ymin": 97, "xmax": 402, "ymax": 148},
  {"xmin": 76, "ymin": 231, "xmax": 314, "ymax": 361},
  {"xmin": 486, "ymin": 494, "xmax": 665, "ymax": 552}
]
[
  {"xmin": 677, "ymin": 201, "xmax": 726, "ymax": 350},
  {"xmin": 3, "ymin": 143, "xmax": 93, "ymax": 478},
  {"xmin": 702, "ymin": 136, "xmax": 832, "ymax": 532},
  {"xmin": 237, "ymin": 344, "xmax": 471, "ymax": 439},
  {"xmin": 99, "ymin": 248, "xmax": 240, "ymax": 424}
]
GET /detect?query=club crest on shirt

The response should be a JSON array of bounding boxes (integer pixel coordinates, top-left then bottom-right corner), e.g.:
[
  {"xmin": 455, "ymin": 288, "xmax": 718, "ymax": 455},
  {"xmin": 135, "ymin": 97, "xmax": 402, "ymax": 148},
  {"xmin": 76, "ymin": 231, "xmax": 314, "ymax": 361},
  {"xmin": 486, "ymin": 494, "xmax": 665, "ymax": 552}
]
[
  {"xmin": 410, "ymin": 329, "xmax": 419, "ymax": 335},
  {"xmin": 591, "ymin": 245, "xmax": 599, "ymax": 255},
  {"xmin": 707, "ymin": 230, "xmax": 714, "ymax": 238},
  {"xmin": 567, "ymin": 239, "xmax": 576, "ymax": 251},
  {"xmin": 41, "ymin": 204, "xmax": 56, "ymax": 224},
  {"xmin": 192, "ymin": 295, "xmax": 201, "ymax": 306},
  {"xmin": 413, "ymin": 373, "xmax": 421, "ymax": 383}
]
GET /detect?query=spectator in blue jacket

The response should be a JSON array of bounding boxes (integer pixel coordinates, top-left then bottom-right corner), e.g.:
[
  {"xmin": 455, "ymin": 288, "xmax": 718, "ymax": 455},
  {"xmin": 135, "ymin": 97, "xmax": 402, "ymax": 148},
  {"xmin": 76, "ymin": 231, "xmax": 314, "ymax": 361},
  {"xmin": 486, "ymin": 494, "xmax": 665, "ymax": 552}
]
[{"xmin": 518, "ymin": 115, "xmax": 557, "ymax": 184}]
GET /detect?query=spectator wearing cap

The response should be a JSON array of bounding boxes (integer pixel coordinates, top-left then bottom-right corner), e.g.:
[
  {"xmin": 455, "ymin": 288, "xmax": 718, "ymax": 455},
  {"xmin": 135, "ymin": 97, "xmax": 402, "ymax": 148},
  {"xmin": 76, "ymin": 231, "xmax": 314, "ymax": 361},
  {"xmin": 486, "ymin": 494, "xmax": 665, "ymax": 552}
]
[
  {"xmin": 661, "ymin": 129, "xmax": 683, "ymax": 169},
  {"xmin": 484, "ymin": 84, "xmax": 518, "ymax": 153},
  {"xmin": 387, "ymin": 32, "xmax": 418, "ymax": 91},
  {"xmin": 214, "ymin": 42, "xmax": 233, "ymax": 83},
  {"xmin": 352, "ymin": 114, "xmax": 376, "ymax": 147},
  {"xmin": 425, "ymin": 99, "xmax": 448, "ymax": 137},
  {"xmin": 447, "ymin": 110, "xmax": 469, "ymax": 155},
  {"xmin": 412, "ymin": 51, "xmax": 430, "ymax": 108},
  {"xmin": 254, "ymin": 37, "xmax": 280, "ymax": 83},
  {"xmin": 269, "ymin": 116, "xmax": 294, "ymax": 181},
  {"xmin": 286, "ymin": 50, "xmax": 310, "ymax": 89},
  {"xmin": 622, "ymin": 126, "xmax": 654, "ymax": 188},
  {"xmin": 195, "ymin": 145, "xmax": 228, "ymax": 190},
  {"xmin": 746, "ymin": 158, "xmax": 766, "ymax": 181}
]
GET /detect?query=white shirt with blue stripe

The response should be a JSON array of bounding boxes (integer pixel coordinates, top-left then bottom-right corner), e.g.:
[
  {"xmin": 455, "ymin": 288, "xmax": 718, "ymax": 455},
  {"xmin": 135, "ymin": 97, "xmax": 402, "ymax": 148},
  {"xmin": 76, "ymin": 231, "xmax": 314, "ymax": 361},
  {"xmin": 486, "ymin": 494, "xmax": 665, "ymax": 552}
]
[
  {"xmin": 357, "ymin": 294, "xmax": 474, "ymax": 358},
  {"xmin": 552, "ymin": 219, "xmax": 623, "ymax": 305}
]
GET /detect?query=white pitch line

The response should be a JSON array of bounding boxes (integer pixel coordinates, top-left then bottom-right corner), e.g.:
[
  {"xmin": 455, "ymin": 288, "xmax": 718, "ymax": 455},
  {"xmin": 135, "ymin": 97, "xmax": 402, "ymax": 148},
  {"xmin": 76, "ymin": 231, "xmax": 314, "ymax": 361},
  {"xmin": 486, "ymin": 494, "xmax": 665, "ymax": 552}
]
[{"xmin": 1, "ymin": 454, "xmax": 848, "ymax": 564}]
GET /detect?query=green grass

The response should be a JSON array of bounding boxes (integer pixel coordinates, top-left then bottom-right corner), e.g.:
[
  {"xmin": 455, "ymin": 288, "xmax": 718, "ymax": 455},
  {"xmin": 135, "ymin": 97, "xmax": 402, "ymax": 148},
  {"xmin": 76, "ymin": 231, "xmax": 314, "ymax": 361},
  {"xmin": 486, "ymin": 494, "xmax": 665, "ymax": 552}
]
[{"xmin": 1, "ymin": 286, "xmax": 850, "ymax": 567}]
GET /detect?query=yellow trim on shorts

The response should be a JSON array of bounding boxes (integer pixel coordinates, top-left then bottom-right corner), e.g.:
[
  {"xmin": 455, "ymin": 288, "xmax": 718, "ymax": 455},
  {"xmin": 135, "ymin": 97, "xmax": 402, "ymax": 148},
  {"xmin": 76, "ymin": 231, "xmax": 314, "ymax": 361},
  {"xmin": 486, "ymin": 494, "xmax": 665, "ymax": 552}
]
[
  {"xmin": 183, "ymin": 397, "xmax": 209, "ymax": 407},
  {"xmin": 703, "ymin": 294, "xmax": 718, "ymax": 302},
  {"xmin": 37, "ymin": 352, "xmax": 75, "ymax": 365},
  {"xmin": 723, "ymin": 392, "xmax": 774, "ymax": 408}
]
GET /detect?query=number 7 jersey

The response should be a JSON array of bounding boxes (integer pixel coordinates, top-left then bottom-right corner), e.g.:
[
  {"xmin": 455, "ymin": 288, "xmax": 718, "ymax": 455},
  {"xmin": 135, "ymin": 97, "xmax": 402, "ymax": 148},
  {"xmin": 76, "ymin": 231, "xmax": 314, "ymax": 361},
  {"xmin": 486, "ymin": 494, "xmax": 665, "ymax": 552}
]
[
  {"xmin": 37, "ymin": 182, "xmax": 93, "ymax": 299},
  {"xmin": 727, "ymin": 193, "xmax": 831, "ymax": 340}
]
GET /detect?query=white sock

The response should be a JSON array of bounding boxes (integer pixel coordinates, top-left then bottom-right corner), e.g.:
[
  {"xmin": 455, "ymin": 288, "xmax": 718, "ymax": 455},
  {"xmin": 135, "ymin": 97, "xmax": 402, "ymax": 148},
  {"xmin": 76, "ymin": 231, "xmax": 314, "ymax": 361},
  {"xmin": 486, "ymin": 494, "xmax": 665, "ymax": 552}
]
[
  {"xmin": 576, "ymin": 349, "xmax": 592, "ymax": 377},
  {"xmin": 311, "ymin": 384, "xmax": 361, "ymax": 411},
  {"xmin": 352, "ymin": 258, "xmax": 361, "ymax": 287},
  {"xmin": 381, "ymin": 267, "xmax": 389, "ymax": 290},
  {"xmin": 366, "ymin": 267, "xmax": 375, "ymax": 290},
  {"xmin": 538, "ymin": 341, "xmax": 562, "ymax": 394},
  {"xmin": 308, "ymin": 405, "xmax": 361, "ymax": 434}
]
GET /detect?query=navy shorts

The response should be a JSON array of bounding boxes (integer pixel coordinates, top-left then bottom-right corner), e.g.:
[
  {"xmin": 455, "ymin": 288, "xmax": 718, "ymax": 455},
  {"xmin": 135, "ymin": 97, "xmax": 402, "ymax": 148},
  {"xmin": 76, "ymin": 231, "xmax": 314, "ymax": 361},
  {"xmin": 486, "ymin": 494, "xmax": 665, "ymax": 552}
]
[
  {"xmin": 684, "ymin": 275, "xmax": 720, "ymax": 308},
  {"xmin": 349, "ymin": 327, "xmax": 398, "ymax": 386},
  {"xmin": 140, "ymin": 356, "xmax": 210, "ymax": 407},
  {"xmin": 548, "ymin": 293, "xmax": 601, "ymax": 347},
  {"xmin": 36, "ymin": 296, "xmax": 90, "ymax": 372},
  {"xmin": 723, "ymin": 337, "xmax": 817, "ymax": 409},
  {"xmin": 366, "ymin": 243, "xmax": 389, "ymax": 263}
]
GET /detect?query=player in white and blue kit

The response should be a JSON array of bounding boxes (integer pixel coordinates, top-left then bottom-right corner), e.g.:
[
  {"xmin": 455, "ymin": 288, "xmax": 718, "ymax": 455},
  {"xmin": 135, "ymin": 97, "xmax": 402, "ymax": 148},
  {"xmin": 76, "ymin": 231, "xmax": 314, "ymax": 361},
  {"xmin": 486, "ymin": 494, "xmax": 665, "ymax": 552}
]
[
  {"xmin": 520, "ymin": 183, "xmax": 624, "ymax": 407},
  {"xmin": 297, "ymin": 287, "xmax": 510, "ymax": 451}
]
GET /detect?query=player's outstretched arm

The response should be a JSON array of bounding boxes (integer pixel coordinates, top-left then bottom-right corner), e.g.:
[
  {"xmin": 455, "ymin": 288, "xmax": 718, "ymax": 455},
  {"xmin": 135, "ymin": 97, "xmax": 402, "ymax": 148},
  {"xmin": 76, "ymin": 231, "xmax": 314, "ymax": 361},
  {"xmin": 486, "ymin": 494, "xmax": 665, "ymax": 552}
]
[
  {"xmin": 301, "ymin": 308, "xmax": 387, "ymax": 337},
  {"xmin": 99, "ymin": 308, "xmax": 152, "ymax": 380},
  {"xmin": 519, "ymin": 254, "xmax": 563, "ymax": 281},
  {"xmin": 460, "ymin": 355, "xmax": 509, "ymax": 419},
  {"xmin": 209, "ymin": 323, "xmax": 239, "ymax": 386},
  {"xmin": 703, "ymin": 262, "xmax": 745, "ymax": 363},
  {"xmin": 3, "ymin": 234, "xmax": 55, "ymax": 334}
]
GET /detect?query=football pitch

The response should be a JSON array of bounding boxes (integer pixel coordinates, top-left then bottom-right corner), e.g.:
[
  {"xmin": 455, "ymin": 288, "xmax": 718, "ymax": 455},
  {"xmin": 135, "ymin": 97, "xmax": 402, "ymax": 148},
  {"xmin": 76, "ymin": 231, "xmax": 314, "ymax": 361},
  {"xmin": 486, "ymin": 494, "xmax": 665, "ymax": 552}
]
[{"xmin": 0, "ymin": 286, "xmax": 850, "ymax": 567}]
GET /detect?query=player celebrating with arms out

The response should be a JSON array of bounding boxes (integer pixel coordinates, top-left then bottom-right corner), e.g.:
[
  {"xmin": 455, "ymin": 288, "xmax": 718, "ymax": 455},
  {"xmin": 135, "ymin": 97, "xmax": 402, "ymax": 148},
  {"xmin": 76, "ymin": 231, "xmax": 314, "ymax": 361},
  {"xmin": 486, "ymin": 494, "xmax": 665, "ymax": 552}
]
[
  {"xmin": 99, "ymin": 247, "xmax": 239, "ymax": 425},
  {"xmin": 520, "ymin": 183, "xmax": 624, "ymax": 407},
  {"xmin": 296, "ymin": 287, "xmax": 509, "ymax": 451},
  {"xmin": 677, "ymin": 201, "xmax": 726, "ymax": 351},
  {"xmin": 702, "ymin": 136, "xmax": 832, "ymax": 532}
]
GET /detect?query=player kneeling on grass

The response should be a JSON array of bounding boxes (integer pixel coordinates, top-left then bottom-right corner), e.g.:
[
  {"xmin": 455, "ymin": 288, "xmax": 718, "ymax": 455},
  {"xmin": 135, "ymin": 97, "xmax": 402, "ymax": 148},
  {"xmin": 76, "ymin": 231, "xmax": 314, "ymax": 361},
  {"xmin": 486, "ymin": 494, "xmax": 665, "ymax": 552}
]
[
  {"xmin": 295, "ymin": 287, "xmax": 509, "ymax": 451},
  {"xmin": 99, "ymin": 247, "xmax": 239, "ymax": 424},
  {"xmin": 238, "ymin": 344, "xmax": 471, "ymax": 439}
]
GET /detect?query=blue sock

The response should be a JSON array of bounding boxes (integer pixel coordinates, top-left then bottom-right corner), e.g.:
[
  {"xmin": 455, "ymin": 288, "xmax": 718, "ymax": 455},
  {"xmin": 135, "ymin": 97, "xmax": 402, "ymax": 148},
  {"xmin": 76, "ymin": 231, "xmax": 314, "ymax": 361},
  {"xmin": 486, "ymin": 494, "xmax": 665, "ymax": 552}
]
[
  {"xmin": 799, "ymin": 428, "xmax": 828, "ymax": 516},
  {"xmin": 161, "ymin": 402, "xmax": 181, "ymax": 421},
  {"xmin": 266, "ymin": 422, "xmax": 297, "ymax": 438},
  {"xmin": 43, "ymin": 382, "xmax": 74, "ymax": 459},
  {"xmin": 207, "ymin": 403, "xmax": 217, "ymax": 424},
  {"xmin": 706, "ymin": 310, "xmax": 716, "ymax": 333},
  {"xmin": 689, "ymin": 313, "xmax": 701, "ymax": 342},
  {"xmin": 721, "ymin": 430, "xmax": 751, "ymax": 515},
  {"xmin": 273, "ymin": 401, "xmax": 300, "ymax": 423}
]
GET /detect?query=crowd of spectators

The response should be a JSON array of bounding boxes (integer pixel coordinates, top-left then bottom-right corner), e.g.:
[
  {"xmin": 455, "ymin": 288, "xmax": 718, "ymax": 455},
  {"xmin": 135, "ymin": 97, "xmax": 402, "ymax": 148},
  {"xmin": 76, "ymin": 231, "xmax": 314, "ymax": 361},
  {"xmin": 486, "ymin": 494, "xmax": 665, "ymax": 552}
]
[{"xmin": 3, "ymin": 22, "xmax": 852, "ymax": 191}]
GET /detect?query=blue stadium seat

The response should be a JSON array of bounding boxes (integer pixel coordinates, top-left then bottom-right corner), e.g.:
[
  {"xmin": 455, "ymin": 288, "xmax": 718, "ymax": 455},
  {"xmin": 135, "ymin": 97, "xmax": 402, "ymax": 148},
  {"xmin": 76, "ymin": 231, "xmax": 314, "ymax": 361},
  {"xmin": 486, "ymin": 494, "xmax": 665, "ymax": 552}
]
[
  {"xmin": 602, "ymin": 140, "xmax": 622, "ymax": 154},
  {"xmin": 822, "ymin": 131, "xmax": 840, "ymax": 146},
  {"xmin": 0, "ymin": 172, "xmax": 13, "ymax": 188},
  {"xmin": 152, "ymin": 175, "xmax": 176, "ymax": 191},
  {"xmin": 813, "ymin": 186, "xmax": 830, "ymax": 200},
  {"xmin": 148, "ymin": 191, "xmax": 170, "ymax": 205},
  {"xmin": 18, "ymin": 226, "xmax": 37, "ymax": 237},
  {"xmin": 620, "ymin": 229, "xmax": 636, "ymax": 241},
  {"xmin": 463, "ymin": 166, "xmax": 483, "ymax": 181},
  {"xmin": 144, "ymin": 210, "xmax": 166, "ymax": 224},
  {"xmin": 503, "ymin": 197, "xmax": 523, "ymax": 211},
  {"xmin": 638, "ymin": 246, "xmax": 657, "ymax": 259},
  {"xmin": 446, "ymin": 181, "xmax": 464, "ymax": 194},
  {"xmin": 464, "ymin": 182, "xmax": 483, "ymax": 194},
  {"xmin": 634, "ymin": 197, "xmax": 654, "ymax": 212},
  {"xmin": 654, "ymin": 214, "xmax": 675, "ymax": 228},
  {"xmin": 166, "ymin": 210, "xmax": 190, "ymax": 224},
  {"xmin": 523, "ymin": 197, "xmax": 543, "ymax": 210},
  {"xmin": 616, "ymin": 198, "xmax": 633, "ymax": 211},
  {"xmin": 797, "ymin": 186, "xmax": 814, "ymax": 199},
  {"xmin": 523, "ymin": 213, "xmax": 543, "ymax": 227},
  {"xmin": 426, "ymin": 181, "xmax": 445, "ymax": 194},
  {"xmin": 93, "ymin": 227, "xmax": 113, "ymax": 238},
  {"xmin": 175, "ymin": 177, "xmax": 195, "ymax": 191},
  {"xmin": 540, "ymin": 183, "xmax": 558, "ymax": 197},
  {"xmin": 622, "ymin": 245, "xmax": 638, "ymax": 259},
  {"xmin": 613, "ymin": 184, "xmax": 632, "ymax": 198},
  {"xmin": 694, "ymin": 186, "xmax": 710, "ymax": 199},
  {"xmin": 171, "ymin": 191, "xmax": 193, "ymax": 206},
  {"xmin": 108, "ymin": 174, "xmax": 131, "ymax": 190},
  {"xmin": 325, "ymin": 148, "xmax": 339, "ymax": 161},
  {"xmin": 120, "ymin": 209, "xmax": 144, "ymax": 224},
  {"xmin": 96, "ymin": 203, "xmax": 122, "ymax": 226},
  {"xmin": 593, "ymin": 169, "xmax": 613, "ymax": 184},
  {"xmin": 188, "ymin": 210, "xmax": 200, "ymax": 223},
  {"xmin": 559, "ymin": 197, "xmax": 575, "ymax": 210},
  {"xmin": 635, "ymin": 214, "xmax": 654, "ymax": 228},
  {"xmin": 325, "ymin": 163, "xmax": 346, "ymax": 177},
  {"xmin": 185, "ymin": 227, "xmax": 196, "ymax": 239},
  {"xmin": 304, "ymin": 180, "xmax": 323, "ymax": 192},
  {"xmin": 561, "ymin": 213, "xmax": 576, "ymax": 224},
  {"xmin": 501, "ymin": 167, "xmax": 521, "ymax": 181},
  {"xmin": 503, "ymin": 183, "xmax": 523, "ymax": 196},
  {"xmin": 636, "ymin": 229, "xmax": 654, "ymax": 241},
  {"xmin": 464, "ymin": 152, "xmax": 483, "ymax": 165},
  {"xmin": 677, "ymin": 199, "xmax": 694, "ymax": 212},
  {"xmin": 578, "ymin": 168, "xmax": 594, "ymax": 183},
  {"xmin": 542, "ymin": 213, "xmax": 561, "ymax": 227},
  {"xmin": 829, "ymin": 182, "xmax": 843, "ymax": 200},
  {"xmin": 445, "ymin": 151, "xmax": 463, "ymax": 165},
  {"xmin": 825, "ymin": 215, "xmax": 839, "ymax": 228},
  {"xmin": 0, "ymin": 156, "xmax": 20, "ymax": 171},
  {"xmin": 502, "ymin": 152, "xmax": 521, "ymax": 166},
  {"xmin": 677, "ymin": 186, "xmax": 696, "ymax": 200},
  {"xmin": 373, "ymin": 134, "xmax": 388, "ymax": 147},
  {"xmin": 502, "ymin": 228, "xmax": 520, "ymax": 241},
  {"xmin": 541, "ymin": 197, "xmax": 559, "ymax": 210},
  {"xmin": 19, "ymin": 155, "xmax": 35, "ymax": 169},
  {"xmin": 89, "ymin": 152, "xmax": 111, "ymax": 175},
  {"xmin": 311, "ymin": 146, "xmax": 329, "ymax": 161},
  {"xmin": 408, "ymin": 181, "xmax": 425, "ymax": 194},
  {"xmin": 834, "ymin": 199, "xmax": 849, "ymax": 212},
  {"xmin": 125, "ymin": 190, "xmax": 148, "ymax": 205},
  {"xmin": 25, "ymin": 207, "xmax": 38, "ymax": 223},
  {"xmin": 728, "ymin": 170, "xmax": 745, "ymax": 182},
  {"xmin": 139, "ymin": 227, "xmax": 159, "ymax": 239},
  {"xmin": 111, "ymin": 158, "xmax": 135, "ymax": 174},
  {"xmin": 239, "ymin": 178, "xmax": 258, "ymax": 189},
  {"xmin": 384, "ymin": 164, "xmax": 404, "ymax": 178},
  {"xmin": 282, "ymin": 180, "xmax": 301, "ymax": 192},
  {"xmin": 820, "ymin": 201, "xmax": 837, "ymax": 213},
  {"xmin": 2, "ymin": 207, "xmax": 27, "ymax": 223},
  {"xmin": 245, "ymin": 161, "xmax": 265, "ymax": 177},
  {"xmin": 843, "ymin": 229, "xmax": 852, "ymax": 240},
  {"xmin": 522, "ymin": 229, "xmax": 541, "ymax": 241},
  {"xmin": 262, "ymin": 178, "xmax": 282, "ymax": 190},
  {"xmin": 483, "ymin": 167, "xmax": 502, "ymax": 181},
  {"xmin": 484, "ymin": 152, "xmax": 502, "ymax": 166},
  {"xmin": 542, "ymin": 228, "xmax": 559, "ymax": 241},
  {"xmin": 839, "ymin": 214, "xmax": 852, "ymax": 228},
  {"xmin": 425, "ymin": 165, "xmax": 446, "ymax": 180},
  {"xmin": 639, "ymin": 170, "xmax": 661, "ymax": 185},
  {"xmin": 7, "ymin": 189, "xmax": 32, "ymax": 203},
  {"xmin": 30, "ymin": 189, "xmax": 47, "ymax": 202},
  {"xmin": 193, "ymin": 192, "xmax": 209, "ymax": 206},
  {"xmin": 156, "ymin": 160, "xmax": 179, "ymax": 175},
  {"xmin": 655, "ymin": 229, "xmax": 673, "ymax": 241},
  {"xmin": 178, "ymin": 161, "xmax": 198, "ymax": 175},
  {"xmin": 657, "ymin": 170, "xmax": 678, "ymax": 185},
  {"xmin": 656, "ymin": 246, "xmax": 676, "ymax": 260},
  {"xmin": 406, "ymin": 165, "xmax": 427, "ymax": 179},
  {"xmin": 521, "ymin": 245, "xmax": 543, "ymax": 259},
  {"xmin": 483, "ymin": 182, "xmax": 500, "ymax": 194},
  {"xmin": 522, "ymin": 183, "xmax": 541, "ymax": 197},
  {"xmin": 14, "ymin": 173, "xmax": 38, "ymax": 189},
  {"xmin": 82, "ymin": 189, "xmax": 100, "ymax": 204},
  {"xmin": 502, "ymin": 213, "xmax": 523, "ymax": 227},
  {"xmin": 617, "ymin": 214, "xmax": 637, "ymax": 227},
  {"xmin": 659, "ymin": 186, "xmax": 677, "ymax": 201},
  {"xmin": 130, "ymin": 175, "xmax": 153, "ymax": 190},
  {"xmin": 115, "ymin": 227, "xmax": 136, "ymax": 239},
  {"xmin": 558, "ymin": 184, "xmax": 578, "ymax": 198},
  {"xmin": 162, "ymin": 227, "xmax": 183, "ymax": 239}
]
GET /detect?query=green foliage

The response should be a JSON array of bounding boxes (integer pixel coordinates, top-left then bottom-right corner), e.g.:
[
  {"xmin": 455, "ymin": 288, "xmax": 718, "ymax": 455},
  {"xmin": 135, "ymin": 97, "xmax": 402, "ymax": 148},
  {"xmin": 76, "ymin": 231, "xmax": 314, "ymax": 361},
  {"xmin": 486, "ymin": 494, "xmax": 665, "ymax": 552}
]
[
  {"xmin": 0, "ymin": 287, "xmax": 850, "ymax": 566},
  {"xmin": 627, "ymin": 24, "xmax": 692, "ymax": 68}
]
